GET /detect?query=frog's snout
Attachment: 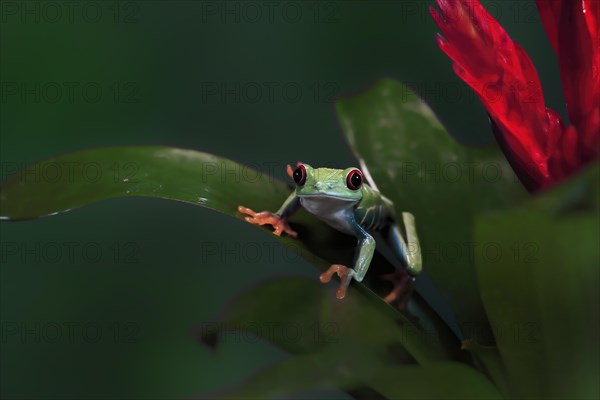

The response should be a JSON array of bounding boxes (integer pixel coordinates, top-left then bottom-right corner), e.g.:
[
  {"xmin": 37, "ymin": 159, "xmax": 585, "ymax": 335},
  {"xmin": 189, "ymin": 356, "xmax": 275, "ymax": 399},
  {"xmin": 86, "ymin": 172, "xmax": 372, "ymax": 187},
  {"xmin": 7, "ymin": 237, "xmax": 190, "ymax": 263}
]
[{"xmin": 314, "ymin": 181, "xmax": 332, "ymax": 191}]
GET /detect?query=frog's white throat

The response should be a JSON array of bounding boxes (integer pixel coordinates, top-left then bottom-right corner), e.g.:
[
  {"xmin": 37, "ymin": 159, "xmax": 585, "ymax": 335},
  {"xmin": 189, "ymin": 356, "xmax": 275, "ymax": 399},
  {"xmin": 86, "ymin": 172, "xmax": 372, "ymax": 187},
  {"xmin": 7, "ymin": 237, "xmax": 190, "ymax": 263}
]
[
  {"xmin": 298, "ymin": 195, "xmax": 356, "ymax": 234},
  {"xmin": 298, "ymin": 195, "xmax": 357, "ymax": 218}
]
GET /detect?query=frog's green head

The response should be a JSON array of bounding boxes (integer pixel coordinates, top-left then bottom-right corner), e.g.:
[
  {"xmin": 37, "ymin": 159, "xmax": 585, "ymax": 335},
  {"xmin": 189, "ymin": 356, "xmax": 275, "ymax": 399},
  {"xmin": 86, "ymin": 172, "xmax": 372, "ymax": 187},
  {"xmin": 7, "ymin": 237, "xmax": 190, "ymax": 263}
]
[{"xmin": 290, "ymin": 163, "xmax": 364, "ymax": 202}]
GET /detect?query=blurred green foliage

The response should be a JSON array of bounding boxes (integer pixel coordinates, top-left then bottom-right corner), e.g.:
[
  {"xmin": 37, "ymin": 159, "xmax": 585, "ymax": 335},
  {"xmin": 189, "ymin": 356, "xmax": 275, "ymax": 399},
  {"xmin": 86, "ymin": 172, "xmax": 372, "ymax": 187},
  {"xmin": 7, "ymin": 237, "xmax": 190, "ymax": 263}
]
[
  {"xmin": 1, "ymin": 1, "xmax": 573, "ymax": 398},
  {"xmin": 3, "ymin": 84, "xmax": 597, "ymax": 399}
]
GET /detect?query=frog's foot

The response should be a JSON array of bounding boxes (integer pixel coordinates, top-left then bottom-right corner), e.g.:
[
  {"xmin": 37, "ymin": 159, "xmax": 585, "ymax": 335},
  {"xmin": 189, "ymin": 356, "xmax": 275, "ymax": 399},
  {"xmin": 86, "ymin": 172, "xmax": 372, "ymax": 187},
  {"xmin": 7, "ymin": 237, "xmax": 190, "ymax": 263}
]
[
  {"xmin": 381, "ymin": 269, "xmax": 413, "ymax": 308},
  {"xmin": 320, "ymin": 264, "xmax": 355, "ymax": 299},
  {"xmin": 237, "ymin": 206, "xmax": 298, "ymax": 238}
]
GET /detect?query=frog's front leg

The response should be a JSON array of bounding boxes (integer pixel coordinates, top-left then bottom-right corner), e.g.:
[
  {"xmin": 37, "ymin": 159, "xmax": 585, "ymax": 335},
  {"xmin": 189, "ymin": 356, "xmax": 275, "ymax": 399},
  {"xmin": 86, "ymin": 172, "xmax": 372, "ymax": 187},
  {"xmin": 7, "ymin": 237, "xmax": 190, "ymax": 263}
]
[
  {"xmin": 320, "ymin": 215, "xmax": 375, "ymax": 299},
  {"xmin": 238, "ymin": 191, "xmax": 300, "ymax": 238}
]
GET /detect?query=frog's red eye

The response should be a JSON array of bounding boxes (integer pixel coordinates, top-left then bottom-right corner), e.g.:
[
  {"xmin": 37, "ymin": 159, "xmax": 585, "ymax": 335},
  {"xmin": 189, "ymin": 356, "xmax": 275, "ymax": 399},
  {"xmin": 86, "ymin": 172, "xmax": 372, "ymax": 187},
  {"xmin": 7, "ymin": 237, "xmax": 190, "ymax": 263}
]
[
  {"xmin": 293, "ymin": 164, "xmax": 306, "ymax": 186},
  {"xmin": 346, "ymin": 169, "xmax": 362, "ymax": 190}
]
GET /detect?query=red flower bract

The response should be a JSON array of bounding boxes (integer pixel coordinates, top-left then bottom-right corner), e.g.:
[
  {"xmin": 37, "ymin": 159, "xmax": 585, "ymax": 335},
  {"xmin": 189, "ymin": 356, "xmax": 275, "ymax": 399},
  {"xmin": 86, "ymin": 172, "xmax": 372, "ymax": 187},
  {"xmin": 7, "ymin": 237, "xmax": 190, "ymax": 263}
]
[{"xmin": 430, "ymin": 0, "xmax": 599, "ymax": 192}]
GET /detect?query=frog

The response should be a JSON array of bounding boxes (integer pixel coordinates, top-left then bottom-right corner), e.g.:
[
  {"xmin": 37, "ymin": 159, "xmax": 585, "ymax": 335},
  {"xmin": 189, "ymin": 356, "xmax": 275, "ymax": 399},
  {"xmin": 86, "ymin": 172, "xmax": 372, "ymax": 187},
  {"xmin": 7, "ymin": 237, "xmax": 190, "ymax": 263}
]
[{"xmin": 238, "ymin": 162, "xmax": 422, "ymax": 304}]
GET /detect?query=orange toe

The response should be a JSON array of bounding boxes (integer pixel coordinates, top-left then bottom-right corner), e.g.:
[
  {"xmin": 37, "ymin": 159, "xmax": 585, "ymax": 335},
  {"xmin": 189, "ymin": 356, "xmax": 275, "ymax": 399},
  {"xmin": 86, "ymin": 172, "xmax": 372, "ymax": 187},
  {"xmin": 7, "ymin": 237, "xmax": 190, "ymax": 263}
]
[
  {"xmin": 238, "ymin": 205, "xmax": 297, "ymax": 238},
  {"xmin": 381, "ymin": 270, "xmax": 412, "ymax": 305},
  {"xmin": 320, "ymin": 264, "xmax": 352, "ymax": 299}
]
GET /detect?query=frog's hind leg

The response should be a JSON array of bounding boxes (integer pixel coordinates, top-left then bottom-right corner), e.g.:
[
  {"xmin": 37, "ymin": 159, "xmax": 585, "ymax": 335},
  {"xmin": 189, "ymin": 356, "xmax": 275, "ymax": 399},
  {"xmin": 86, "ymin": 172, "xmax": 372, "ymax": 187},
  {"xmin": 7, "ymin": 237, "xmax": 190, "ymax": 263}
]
[
  {"xmin": 386, "ymin": 212, "xmax": 422, "ymax": 275},
  {"xmin": 381, "ymin": 270, "xmax": 414, "ymax": 307},
  {"xmin": 381, "ymin": 212, "xmax": 422, "ymax": 306}
]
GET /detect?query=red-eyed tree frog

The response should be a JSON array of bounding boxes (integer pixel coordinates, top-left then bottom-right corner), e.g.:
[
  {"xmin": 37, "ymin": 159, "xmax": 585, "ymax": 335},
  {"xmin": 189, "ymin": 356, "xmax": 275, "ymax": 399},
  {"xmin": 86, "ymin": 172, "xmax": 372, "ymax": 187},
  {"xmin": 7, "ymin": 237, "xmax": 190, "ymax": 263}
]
[{"xmin": 238, "ymin": 162, "xmax": 422, "ymax": 304}]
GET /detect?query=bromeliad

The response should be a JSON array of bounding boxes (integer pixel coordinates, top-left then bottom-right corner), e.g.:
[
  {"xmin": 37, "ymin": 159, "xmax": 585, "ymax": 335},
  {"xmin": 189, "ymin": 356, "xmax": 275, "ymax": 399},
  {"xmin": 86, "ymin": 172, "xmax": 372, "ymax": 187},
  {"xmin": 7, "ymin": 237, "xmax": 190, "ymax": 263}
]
[
  {"xmin": 238, "ymin": 163, "xmax": 422, "ymax": 303},
  {"xmin": 430, "ymin": 0, "xmax": 599, "ymax": 192}
]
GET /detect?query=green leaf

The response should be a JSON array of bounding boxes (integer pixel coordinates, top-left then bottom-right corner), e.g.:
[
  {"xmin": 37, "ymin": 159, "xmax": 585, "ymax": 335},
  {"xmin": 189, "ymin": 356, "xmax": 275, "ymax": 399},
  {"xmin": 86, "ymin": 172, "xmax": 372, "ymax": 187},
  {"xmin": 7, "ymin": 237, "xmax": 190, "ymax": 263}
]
[
  {"xmin": 336, "ymin": 78, "xmax": 527, "ymax": 343},
  {"xmin": 0, "ymin": 146, "xmax": 461, "ymax": 363},
  {"xmin": 205, "ymin": 347, "xmax": 365, "ymax": 399},
  {"xmin": 198, "ymin": 277, "xmax": 449, "ymax": 364},
  {"xmin": 0, "ymin": 146, "xmax": 388, "ymax": 291},
  {"xmin": 200, "ymin": 278, "xmax": 497, "ymax": 399},
  {"xmin": 474, "ymin": 164, "xmax": 600, "ymax": 399},
  {"xmin": 461, "ymin": 340, "xmax": 510, "ymax": 397},
  {"xmin": 368, "ymin": 363, "xmax": 503, "ymax": 400},
  {"xmin": 210, "ymin": 352, "xmax": 502, "ymax": 400},
  {"xmin": 0, "ymin": 146, "xmax": 289, "ymax": 220},
  {"xmin": 195, "ymin": 277, "xmax": 333, "ymax": 355}
]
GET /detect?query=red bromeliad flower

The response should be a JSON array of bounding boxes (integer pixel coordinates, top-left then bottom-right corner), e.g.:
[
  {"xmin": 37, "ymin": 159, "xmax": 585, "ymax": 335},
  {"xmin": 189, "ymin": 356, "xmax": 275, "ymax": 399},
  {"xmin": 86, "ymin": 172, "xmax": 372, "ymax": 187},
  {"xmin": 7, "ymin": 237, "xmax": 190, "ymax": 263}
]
[{"xmin": 430, "ymin": 0, "xmax": 599, "ymax": 192}]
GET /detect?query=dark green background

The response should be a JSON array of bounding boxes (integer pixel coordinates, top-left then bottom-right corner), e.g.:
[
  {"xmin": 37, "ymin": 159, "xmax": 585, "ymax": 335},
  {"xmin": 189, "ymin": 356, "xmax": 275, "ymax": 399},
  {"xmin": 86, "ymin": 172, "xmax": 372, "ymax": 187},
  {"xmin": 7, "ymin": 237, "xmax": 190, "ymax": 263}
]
[{"xmin": 1, "ymin": 1, "xmax": 562, "ymax": 398}]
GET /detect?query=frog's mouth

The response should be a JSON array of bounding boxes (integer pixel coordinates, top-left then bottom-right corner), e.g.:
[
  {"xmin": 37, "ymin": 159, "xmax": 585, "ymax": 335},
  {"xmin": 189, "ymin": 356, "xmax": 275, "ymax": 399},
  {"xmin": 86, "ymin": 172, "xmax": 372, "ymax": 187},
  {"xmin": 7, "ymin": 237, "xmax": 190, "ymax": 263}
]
[
  {"xmin": 298, "ymin": 195, "xmax": 358, "ymax": 216},
  {"xmin": 298, "ymin": 194, "xmax": 357, "ymax": 201}
]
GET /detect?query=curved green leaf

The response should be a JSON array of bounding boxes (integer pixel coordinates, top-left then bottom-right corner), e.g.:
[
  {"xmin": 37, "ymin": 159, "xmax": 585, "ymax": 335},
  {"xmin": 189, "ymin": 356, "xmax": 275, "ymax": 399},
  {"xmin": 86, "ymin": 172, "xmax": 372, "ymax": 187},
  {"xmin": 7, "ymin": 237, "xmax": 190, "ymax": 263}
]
[
  {"xmin": 208, "ymin": 353, "xmax": 502, "ymax": 400},
  {"xmin": 0, "ymin": 146, "xmax": 289, "ymax": 220},
  {"xmin": 475, "ymin": 164, "xmax": 600, "ymax": 399},
  {"xmin": 199, "ymin": 278, "xmax": 501, "ymax": 398},
  {"xmin": 336, "ymin": 78, "xmax": 527, "ymax": 343},
  {"xmin": 461, "ymin": 340, "xmax": 510, "ymax": 397},
  {"xmin": 198, "ymin": 277, "xmax": 439, "ymax": 363},
  {"xmin": 0, "ymin": 146, "xmax": 461, "ymax": 363},
  {"xmin": 369, "ymin": 363, "xmax": 503, "ymax": 400},
  {"xmin": 195, "ymin": 277, "xmax": 334, "ymax": 355}
]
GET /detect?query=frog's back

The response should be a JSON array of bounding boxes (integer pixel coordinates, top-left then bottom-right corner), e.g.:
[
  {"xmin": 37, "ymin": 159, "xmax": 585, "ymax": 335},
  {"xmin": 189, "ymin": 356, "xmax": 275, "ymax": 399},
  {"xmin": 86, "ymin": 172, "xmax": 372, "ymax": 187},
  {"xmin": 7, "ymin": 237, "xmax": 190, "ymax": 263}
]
[{"xmin": 354, "ymin": 184, "xmax": 395, "ymax": 232}]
